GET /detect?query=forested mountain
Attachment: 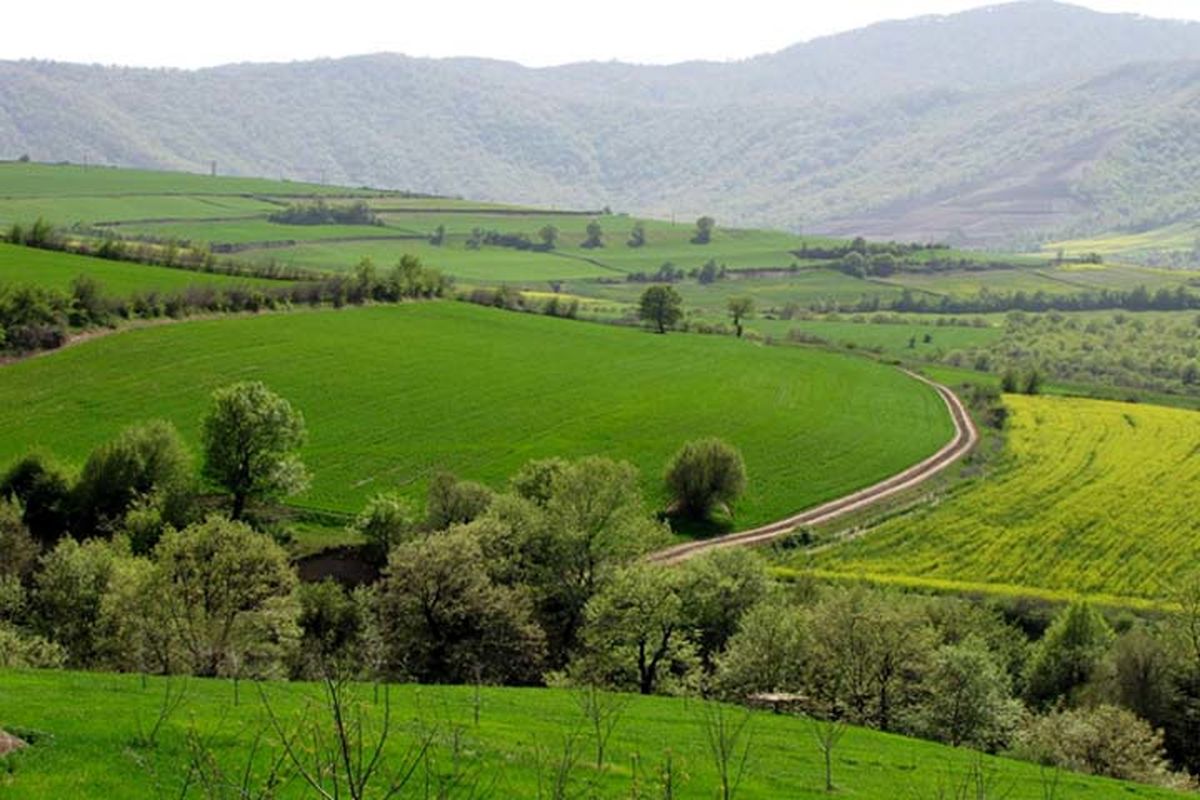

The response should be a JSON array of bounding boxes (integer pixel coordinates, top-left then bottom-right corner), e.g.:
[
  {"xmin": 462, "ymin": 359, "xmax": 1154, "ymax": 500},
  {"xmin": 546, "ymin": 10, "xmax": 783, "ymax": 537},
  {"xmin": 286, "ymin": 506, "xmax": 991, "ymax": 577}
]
[{"xmin": 2, "ymin": 1, "xmax": 1199, "ymax": 245}]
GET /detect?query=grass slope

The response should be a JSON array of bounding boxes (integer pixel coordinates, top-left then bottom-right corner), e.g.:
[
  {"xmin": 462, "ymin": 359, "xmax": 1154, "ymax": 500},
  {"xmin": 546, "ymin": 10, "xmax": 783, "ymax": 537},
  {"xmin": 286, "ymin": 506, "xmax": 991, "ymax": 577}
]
[
  {"xmin": 809, "ymin": 394, "xmax": 1200, "ymax": 602},
  {"xmin": 0, "ymin": 302, "xmax": 952, "ymax": 527},
  {"xmin": 0, "ymin": 669, "xmax": 1182, "ymax": 799},
  {"xmin": 0, "ymin": 243, "xmax": 279, "ymax": 295}
]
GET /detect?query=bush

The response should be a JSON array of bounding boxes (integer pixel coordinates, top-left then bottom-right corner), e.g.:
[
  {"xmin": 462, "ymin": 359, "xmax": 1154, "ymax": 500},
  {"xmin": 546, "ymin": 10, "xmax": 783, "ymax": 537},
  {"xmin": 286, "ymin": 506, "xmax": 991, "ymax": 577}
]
[
  {"xmin": 664, "ymin": 438, "xmax": 747, "ymax": 520},
  {"xmin": 426, "ymin": 472, "xmax": 494, "ymax": 530},
  {"xmin": 353, "ymin": 492, "xmax": 418, "ymax": 563},
  {"xmin": 0, "ymin": 453, "xmax": 71, "ymax": 546}
]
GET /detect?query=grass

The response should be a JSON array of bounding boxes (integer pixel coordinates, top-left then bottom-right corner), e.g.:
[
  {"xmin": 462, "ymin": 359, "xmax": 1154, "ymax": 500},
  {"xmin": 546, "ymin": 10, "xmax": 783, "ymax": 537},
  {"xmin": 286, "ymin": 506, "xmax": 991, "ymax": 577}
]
[
  {"xmin": 0, "ymin": 669, "xmax": 1184, "ymax": 799},
  {"xmin": 806, "ymin": 394, "xmax": 1200, "ymax": 602},
  {"xmin": 0, "ymin": 302, "xmax": 952, "ymax": 530},
  {"xmin": 0, "ymin": 243, "xmax": 281, "ymax": 295},
  {"xmin": 1045, "ymin": 223, "xmax": 1200, "ymax": 263}
]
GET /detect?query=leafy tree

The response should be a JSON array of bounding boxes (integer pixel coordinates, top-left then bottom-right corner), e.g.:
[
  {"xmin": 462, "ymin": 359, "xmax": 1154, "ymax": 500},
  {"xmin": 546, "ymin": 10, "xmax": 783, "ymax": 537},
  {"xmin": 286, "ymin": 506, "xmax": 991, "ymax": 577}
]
[
  {"xmin": 637, "ymin": 284, "xmax": 683, "ymax": 334},
  {"xmin": 509, "ymin": 457, "xmax": 570, "ymax": 507},
  {"xmin": 697, "ymin": 259, "xmax": 721, "ymax": 284},
  {"xmin": 917, "ymin": 638, "xmax": 1021, "ymax": 749},
  {"xmin": 692, "ymin": 216, "xmax": 715, "ymax": 245},
  {"xmin": 73, "ymin": 419, "xmax": 194, "ymax": 536},
  {"xmin": 352, "ymin": 492, "xmax": 417, "ymax": 563},
  {"xmin": 715, "ymin": 598, "xmax": 808, "ymax": 698},
  {"xmin": 0, "ymin": 499, "xmax": 38, "ymax": 581},
  {"xmin": 539, "ymin": 224, "xmax": 559, "ymax": 250},
  {"xmin": 0, "ymin": 453, "xmax": 71, "ymax": 546},
  {"xmin": 201, "ymin": 381, "xmax": 309, "ymax": 520},
  {"xmin": 582, "ymin": 219, "xmax": 604, "ymax": 249},
  {"xmin": 293, "ymin": 579, "xmax": 362, "ymax": 676},
  {"xmin": 426, "ymin": 472, "xmax": 494, "ymax": 530},
  {"xmin": 627, "ymin": 221, "xmax": 646, "ymax": 248},
  {"xmin": 376, "ymin": 526, "xmax": 545, "ymax": 684},
  {"xmin": 727, "ymin": 296, "xmax": 754, "ymax": 338},
  {"xmin": 679, "ymin": 548, "xmax": 768, "ymax": 667},
  {"xmin": 578, "ymin": 563, "xmax": 694, "ymax": 695},
  {"xmin": 664, "ymin": 438, "xmax": 746, "ymax": 520},
  {"xmin": 1024, "ymin": 601, "xmax": 1114, "ymax": 709},
  {"xmin": 150, "ymin": 515, "xmax": 299, "ymax": 677},
  {"xmin": 32, "ymin": 537, "xmax": 117, "ymax": 666},
  {"xmin": 429, "ymin": 223, "xmax": 446, "ymax": 246}
]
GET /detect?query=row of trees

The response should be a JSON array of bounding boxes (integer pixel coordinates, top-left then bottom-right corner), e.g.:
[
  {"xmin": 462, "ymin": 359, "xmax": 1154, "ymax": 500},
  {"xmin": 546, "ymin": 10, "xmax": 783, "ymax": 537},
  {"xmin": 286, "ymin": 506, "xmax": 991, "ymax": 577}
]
[{"xmin": 267, "ymin": 199, "xmax": 381, "ymax": 226}]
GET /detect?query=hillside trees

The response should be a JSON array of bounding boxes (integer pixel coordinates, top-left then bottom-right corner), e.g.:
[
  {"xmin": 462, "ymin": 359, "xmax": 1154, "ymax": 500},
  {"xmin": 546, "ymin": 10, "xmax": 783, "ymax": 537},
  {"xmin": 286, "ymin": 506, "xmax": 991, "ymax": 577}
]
[
  {"xmin": 582, "ymin": 219, "xmax": 604, "ymax": 249},
  {"xmin": 664, "ymin": 438, "xmax": 747, "ymax": 521},
  {"xmin": 627, "ymin": 221, "xmax": 646, "ymax": 248},
  {"xmin": 727, "ymin": 296, "xmax": 754, "ymax": 338},
  {"xmin": 637, "ymin": 284, "xmax": 683, "ymax": 334},
  {"xmin": 539, "ymin": 224, "xmax": 559, "ymax": 250},
  {"xmin": 1025, "ymin": 602, "xmax": 1115, "ymax": 709},
  {"xmin": 692, "ymin": 216, "xmax": 715, "ymax": 245},
  {"xmin": 0, "ymin": 454, "xmax": 71, "ymax": 546},
  {"xmin": 201, "ymin": 381, "xmax": 309, "ymax": 520}
]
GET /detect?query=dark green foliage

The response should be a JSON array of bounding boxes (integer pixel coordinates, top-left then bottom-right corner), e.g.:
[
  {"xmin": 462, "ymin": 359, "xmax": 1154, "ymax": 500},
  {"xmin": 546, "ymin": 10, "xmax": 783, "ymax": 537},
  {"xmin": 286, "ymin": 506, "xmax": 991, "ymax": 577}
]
[
  {"xmin": 0, "ymin": 453, "xmax": 71, "ymax": 546},
  {"xmin": 679, "ymin": 549, "xmax": 768, "ymax": 667},
  {"xmin": 353, "ymin": 492, "xmax": 417, "ymax": 563},
  {"xmin": 0, "ymin": 500, "xmax": 38, "ymax": 581},
  {"xmin": 627, "ymin": 221, "xmax": 646, "ymax": 248},
  {"xmin": 664, "ymin": 438, "xmax": 747, "ymax": 520},
  {"xmin": 268, "ymin": 199, "xmax": 380, "ymax": 226},
  {"xmin": 425, "ymin": 472, "xmax": 494, "ymax": 531},
  {"xmin": 637, "ymin": 284, "xmax": 683, "ymax": 334},
  {"xmin": 1024, "ymin": 602, "xmax": 1115, "ymax": 709},
  {"xmin": 72, "ymin": 420, "xmax": 194, "ymax": 538},
  {"xmin": 582, "ymin": 219, "xmax": 604, "ymax": 249},
  {"xmin": 295, "ymin": 579, "xmax": 361, "ymax": 673},
  {"xmin": 692, "ymin": 216, "xmax": 715, "ymax": 245}
]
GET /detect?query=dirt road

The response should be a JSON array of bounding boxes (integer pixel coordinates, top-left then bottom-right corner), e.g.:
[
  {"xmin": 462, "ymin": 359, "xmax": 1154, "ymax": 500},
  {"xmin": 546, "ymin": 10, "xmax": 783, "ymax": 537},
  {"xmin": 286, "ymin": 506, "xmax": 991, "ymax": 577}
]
[{"xmin": 648, "ymin": 371, "xmax": 979, "ymax": 565}]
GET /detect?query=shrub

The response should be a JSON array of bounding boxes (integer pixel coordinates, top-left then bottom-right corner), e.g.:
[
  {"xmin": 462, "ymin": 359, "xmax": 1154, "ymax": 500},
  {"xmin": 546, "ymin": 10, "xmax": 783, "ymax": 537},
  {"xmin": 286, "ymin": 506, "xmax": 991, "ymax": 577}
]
[{"xmin": 664, "ymin": 438, "xmax": 747, "ymax": 520}]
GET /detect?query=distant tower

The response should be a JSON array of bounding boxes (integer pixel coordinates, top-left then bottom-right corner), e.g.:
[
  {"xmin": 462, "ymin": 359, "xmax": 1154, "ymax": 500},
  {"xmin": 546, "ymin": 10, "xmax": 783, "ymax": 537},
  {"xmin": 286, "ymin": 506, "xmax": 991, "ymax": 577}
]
[{"xmin": 210, "ymin": 160, "xmax": 217, "ymax": 177}]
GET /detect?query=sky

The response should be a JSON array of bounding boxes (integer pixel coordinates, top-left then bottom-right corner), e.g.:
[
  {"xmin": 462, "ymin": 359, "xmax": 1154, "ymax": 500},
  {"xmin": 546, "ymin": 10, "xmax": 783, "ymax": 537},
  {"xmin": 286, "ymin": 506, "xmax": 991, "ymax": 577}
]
[{"xmin": 5, "ymin": 0, "xmax": 1200, "ymax": 69}]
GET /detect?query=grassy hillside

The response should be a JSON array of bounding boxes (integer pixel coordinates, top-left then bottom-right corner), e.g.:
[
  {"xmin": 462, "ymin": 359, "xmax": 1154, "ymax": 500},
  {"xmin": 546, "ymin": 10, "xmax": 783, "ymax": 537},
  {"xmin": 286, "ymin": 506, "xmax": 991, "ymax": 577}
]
[
  {"xmin": 806, "ymin": 394, "xmax": 1200, "ymax": 603},
  {"xmin": 1046, "ymin": 223, "xmax": 1200, "ymax": 267},
  {"xmin": 0, "ymin": 302, "xmax": 953, "ymax": 525},
  {"xmin": 0, "ymin": 669, "xmax": 1183, "ymax": 799},
  {"xmin": 0, "ymin": 243, "xmax": 280, "ymax": 295}
]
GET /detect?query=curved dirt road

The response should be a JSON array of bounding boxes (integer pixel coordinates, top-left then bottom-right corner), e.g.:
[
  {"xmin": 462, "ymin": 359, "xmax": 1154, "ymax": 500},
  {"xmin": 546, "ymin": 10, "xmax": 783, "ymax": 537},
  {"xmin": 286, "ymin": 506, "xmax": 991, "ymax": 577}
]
[{"xmin": 648, "ymin": 371, "xmax": 979, "ymax": 565}]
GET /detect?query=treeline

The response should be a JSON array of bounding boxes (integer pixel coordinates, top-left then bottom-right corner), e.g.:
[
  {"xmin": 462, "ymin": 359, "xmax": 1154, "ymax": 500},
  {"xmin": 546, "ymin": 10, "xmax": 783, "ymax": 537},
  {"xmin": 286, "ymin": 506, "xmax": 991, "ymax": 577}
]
[
  {"xmin": 267, "ymin": 199, "xmax": 381, "ymax": 226},
  {"xmin": 2, "ymin": 384, "xmax": 1199, "ymax": 789},
  {"xmin": 0, "ymin": 255, "xmax": 450, "ymax": 356},
  {"xmin": 461, "ymin": 285, "xmax": 581, "ymax": 319},
  {"xmin": 809, "ymin": 284, "xmax": 1200, "ymax": 316},
  {"xmin": 6, "ymin": 218, "xmax": 318, "ymax": 281},
  {"xmin": 625, "ymin": 259, "xmax": 727, "ymax": 285}
]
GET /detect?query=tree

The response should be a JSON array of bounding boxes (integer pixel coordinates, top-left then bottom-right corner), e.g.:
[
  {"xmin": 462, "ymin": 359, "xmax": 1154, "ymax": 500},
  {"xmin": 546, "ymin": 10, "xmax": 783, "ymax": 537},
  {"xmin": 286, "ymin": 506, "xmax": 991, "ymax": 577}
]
[
  {"xmin": 627, "ymin": 221, "xmax": 646, "ymax": 248},
  {"xmin": 1024, "ymin": 601, "xmax": 1114, "ymax": 709},
  {"xmin": 917, "ymin": 638, "xmax": 1021, "ymax": 749},
  {"xmin": 376, "ymin": 526, "xmax": 545, "ymax": 684},
  {"xmin": 32, "ymin": 537, "xmax": 117, "ymax": 666},
  {"xmin": 698, "ymin": 259, "xmax": 720, "ymax": 285},
  {"xmin": 539, "ymin": 224, "xmax": 559, "ymax": 250},
  {"xmin": 0, "ymin": 453, "xmax": 71, "ymax": 547},
  {"xmin": 679, "ymin": 548, "xmax": 768, "ymax": 668},
  {"xmin": 638, "ymin": 285, "xmax": 683, "ymax": 334},
  {"xmin": 201, "ymin": 381, "xmax": 309, "ymax": 520},
  {"xmin": 0, "ymin": 500, "xmax": 38, "ymax": 581},
  {"xmin": 582, "ymin": 219, "xmax": 604, "ymax": 249},
  {"xmin": 429, "ymin": 223, "xmax": 446, "ymax": 246},
  {"xmin": 426, "ymin": 472, "xmax": 494, "ymax": 530},
  {"xmin": 715, "ymin": 599, "xmax": 808, "ymax": 698},
  {"xmin": 150, "ymin": 515, "xmax": 298, "ymax": 677},
  {"xmin": 352, "ymin": 492, "xmax": 418, "ymax": 564},
  {"xmin": 578, "ymin": 563, "xmax": 694, "ymax": 695},
  {"xmin": 664, "ymin": 438, "xmax": 746, "ymax": 521},
  {"xmin": 727, "ymin": 296, "xmax": 754, "ymax": 338},
  {"xmin": 692, "ymin": 216, "xmax": 715, "ymax": 245},
  {"xmin": 73, "ymin": 420, "xmax": 194, "ymax": 536}
]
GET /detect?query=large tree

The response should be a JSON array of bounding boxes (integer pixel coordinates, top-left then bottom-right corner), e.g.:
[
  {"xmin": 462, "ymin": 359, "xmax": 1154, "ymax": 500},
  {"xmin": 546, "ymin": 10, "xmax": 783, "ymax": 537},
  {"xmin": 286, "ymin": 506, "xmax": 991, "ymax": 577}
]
[
  {"xmin": 637, "ymin": 285, "xmax": 683, "ymax": 334},
  {"xmin": 201, "ymin": 381, "xmax": 309, "ymax": 520}
]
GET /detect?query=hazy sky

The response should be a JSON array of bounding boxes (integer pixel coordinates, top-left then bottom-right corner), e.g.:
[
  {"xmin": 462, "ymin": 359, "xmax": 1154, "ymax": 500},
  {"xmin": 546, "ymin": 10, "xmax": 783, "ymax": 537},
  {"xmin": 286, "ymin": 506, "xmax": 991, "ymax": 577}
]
[{"xmin": 6, "ymin": 0, "xmax": 1200, "ymax": 68}]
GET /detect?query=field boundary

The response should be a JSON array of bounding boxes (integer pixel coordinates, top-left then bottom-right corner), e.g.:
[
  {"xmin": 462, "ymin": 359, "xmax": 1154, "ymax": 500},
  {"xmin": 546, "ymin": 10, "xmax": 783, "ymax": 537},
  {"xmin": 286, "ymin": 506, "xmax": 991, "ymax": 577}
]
[{"xmin": 648, "ymin": 370, "xmax": 978, "ymax": 564}]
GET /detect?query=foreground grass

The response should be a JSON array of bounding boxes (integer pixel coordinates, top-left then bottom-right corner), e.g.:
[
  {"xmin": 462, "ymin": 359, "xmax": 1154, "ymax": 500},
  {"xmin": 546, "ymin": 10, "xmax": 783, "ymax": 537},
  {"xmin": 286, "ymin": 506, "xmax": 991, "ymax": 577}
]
[
  {"xmin": 0, "ymin": 669, "xmax": 1182, "ymax": 799},
  {"xmin": 0, "ymin": 302, "xmax": 952, "ymax": 528},
  {"xmin": 807, "ymin": 394, "xmax": 1200, "ymax": 602}
]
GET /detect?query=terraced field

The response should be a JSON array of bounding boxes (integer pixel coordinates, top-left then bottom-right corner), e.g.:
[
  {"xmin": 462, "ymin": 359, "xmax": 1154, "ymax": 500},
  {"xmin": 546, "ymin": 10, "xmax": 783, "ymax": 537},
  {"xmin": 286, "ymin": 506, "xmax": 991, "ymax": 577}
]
[
  {"xmin": 1046, "ymin": 223, "xmax": 1200, "ymax": 265},
  {"xmin": 0, "ymin": 302, "xmax": 953, "ymax": 526},
  {"xmin": 0, "ymin": 669, "xmax": 1180, "ymax": 800},
  {"xmin": 808, "ymin": 394, "xmax": 1200, "ymax": 602},
  {"xmin": 0, "ymin": 243, "xmax": 281, "ymax": 295}
]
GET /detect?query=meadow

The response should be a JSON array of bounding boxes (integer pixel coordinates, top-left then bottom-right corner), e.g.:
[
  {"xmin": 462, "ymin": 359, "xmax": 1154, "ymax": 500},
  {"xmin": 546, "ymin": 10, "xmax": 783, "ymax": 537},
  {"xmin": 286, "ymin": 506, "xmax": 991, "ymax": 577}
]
[
  {"xmin": 0, "ymin": 669, "xmax": 1181, "ymax": 799},
  {"xmin": 805, "ymin": 394, "xmax": 1200, "ymax": 602},
  {"xmin": 0, "ymin": 302, "xmax": 953, "ymax": 526},
  {"xmin": 0, "ymin": 243, "xmax": 281, "ymax": 295},
  {"xmin": 1046, "ymin": 223, "xmax": 1200, "ymax": 266}
]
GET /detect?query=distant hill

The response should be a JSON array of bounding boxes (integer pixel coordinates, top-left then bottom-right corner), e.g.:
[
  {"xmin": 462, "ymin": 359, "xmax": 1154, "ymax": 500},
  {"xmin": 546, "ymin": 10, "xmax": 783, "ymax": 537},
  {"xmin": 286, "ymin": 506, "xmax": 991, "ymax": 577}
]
[{"xmin": 2, "ymin": 1, "xmax": 1199, "ymax": 246}]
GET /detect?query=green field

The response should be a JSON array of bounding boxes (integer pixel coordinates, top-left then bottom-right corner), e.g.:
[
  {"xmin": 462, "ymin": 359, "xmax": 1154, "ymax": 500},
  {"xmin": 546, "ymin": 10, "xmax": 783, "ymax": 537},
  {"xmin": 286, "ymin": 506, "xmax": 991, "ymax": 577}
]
[
  {"xmin": 0, "ymin": 302, "xmax": 952, "ymax": 526},
  {"xmin": 0, "ymin": 669, "xmax": 1180, "ymax": 799},
  {"xmin": 806, "ymin": 394, "xmax": 1200, "ymax": 602},
  {"xmin": 1046, "ymin": 224, "xmax": 1200, "ymax": 265},
  {"xmin": 0, "ymin": 243, "xmax": 281, "ymax": 295}
]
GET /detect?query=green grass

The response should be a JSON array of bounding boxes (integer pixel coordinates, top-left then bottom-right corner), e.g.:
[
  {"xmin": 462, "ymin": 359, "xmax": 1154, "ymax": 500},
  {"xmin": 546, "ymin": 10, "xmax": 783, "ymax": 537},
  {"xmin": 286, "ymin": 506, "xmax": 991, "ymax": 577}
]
[
  {"xmin": 1046, "ymin": 224, "xmax": 1200, "ymax": 264},
  {"xmin": 0, "ymin": 669, "xmax": 1182, "ymax": 799},
  {"xmin": 807, "ymin": 394, "xmax": 1200, "ymax": 602},
  {"xmin": 0, "ymin": 243, "xmax": 281, "ymax": 296},
  {"xmin": 751, "ymin": 318, "xmax": 1002, "ymax": 356},
  {"xmin": 0, "ymin": 302, "xmax": 952, "ymax": 529}
]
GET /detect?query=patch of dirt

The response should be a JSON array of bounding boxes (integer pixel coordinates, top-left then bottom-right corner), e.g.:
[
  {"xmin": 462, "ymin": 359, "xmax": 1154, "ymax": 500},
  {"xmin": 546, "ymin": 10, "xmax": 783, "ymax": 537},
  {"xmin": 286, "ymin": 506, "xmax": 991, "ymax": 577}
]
[{"xmin": 0, "ymin": 729, "xmax": 27, "ymax": 757}]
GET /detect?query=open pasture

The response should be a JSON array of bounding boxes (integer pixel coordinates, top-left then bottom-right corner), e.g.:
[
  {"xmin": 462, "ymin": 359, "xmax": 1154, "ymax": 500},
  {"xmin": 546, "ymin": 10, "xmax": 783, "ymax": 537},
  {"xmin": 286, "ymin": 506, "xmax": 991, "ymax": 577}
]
[
  {"xmin": 0, "ymin": 302, "xmax": 953, "ymax": 527},
  {"xmin": 808, "ymin": 394, "xmax": 1200, "ymax": 602},
  {"xmin": 0, "ymin": 669, "xmax": 1177, "ymax": 799}
]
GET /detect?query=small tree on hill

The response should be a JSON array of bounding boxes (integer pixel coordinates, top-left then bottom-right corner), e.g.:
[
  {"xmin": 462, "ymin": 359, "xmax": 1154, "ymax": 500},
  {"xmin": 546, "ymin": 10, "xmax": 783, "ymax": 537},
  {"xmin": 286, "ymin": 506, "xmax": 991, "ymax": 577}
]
[
  {"xmin": 638, "ymin": 285, "xmax": 683, "ymax": 334},
  {"xmin": 664, "ymin": 438, "xmax": 746, "ymax": 520},
  {"xmin": 539, "ymin": 224, "xmax": 560, "ymax": 251},
  {"xmin": 727, "ymin": 296, "xmax": 754, "ymax": 338},
  {"xmin": 582, "ymin": 219, "xmax": 604, "ymax": 249},
  {"xmin": 627, "ymin": 221, "xmax": 647, "ymax": 248},
  {"xmin": 692, "ymin": 216, "xmax": 715, "ymax": 245},
  {"xmin": 201, "ymin": 381, "xmax": 309, "ymax": 520}
]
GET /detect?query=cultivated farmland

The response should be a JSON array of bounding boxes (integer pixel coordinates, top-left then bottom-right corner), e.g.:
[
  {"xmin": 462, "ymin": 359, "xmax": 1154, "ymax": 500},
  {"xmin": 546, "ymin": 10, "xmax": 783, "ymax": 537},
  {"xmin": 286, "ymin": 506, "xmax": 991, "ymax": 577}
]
[
  {"xmin": 807, "ymin": 394, "xmax": 1200, "ymax": 603},
  {"xmin": 0, "ymin": 302, "xmax": 953, "ymax": 526}
]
